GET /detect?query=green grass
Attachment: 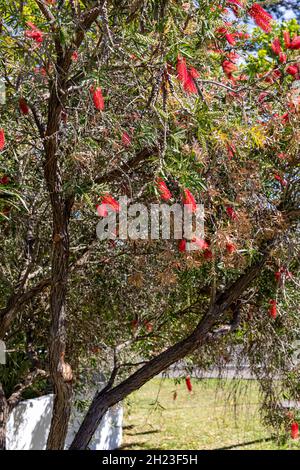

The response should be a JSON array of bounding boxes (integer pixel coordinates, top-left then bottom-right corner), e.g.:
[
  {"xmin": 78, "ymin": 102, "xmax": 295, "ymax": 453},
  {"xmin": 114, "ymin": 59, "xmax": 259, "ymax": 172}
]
[{"xmin": 122, "ymin": 378, "xmax": 300, "ymax": 450}]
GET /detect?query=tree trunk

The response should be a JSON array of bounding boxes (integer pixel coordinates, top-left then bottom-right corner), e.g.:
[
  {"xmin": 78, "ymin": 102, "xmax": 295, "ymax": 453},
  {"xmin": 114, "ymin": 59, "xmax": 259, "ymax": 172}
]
[
  {"xmin": 70, "ymin": 246, "xmax": 271, "ymax": 449},
  {"xmin": 0, "ymin": 384, "xmax": 8, "ymax": 451}
]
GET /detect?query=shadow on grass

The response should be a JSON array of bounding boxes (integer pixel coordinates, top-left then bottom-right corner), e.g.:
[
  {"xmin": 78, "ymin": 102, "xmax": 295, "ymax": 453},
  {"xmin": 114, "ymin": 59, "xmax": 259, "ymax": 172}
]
[{"xmin": 213, "ymin": 437, "xmax": 275, "ymax": 450}]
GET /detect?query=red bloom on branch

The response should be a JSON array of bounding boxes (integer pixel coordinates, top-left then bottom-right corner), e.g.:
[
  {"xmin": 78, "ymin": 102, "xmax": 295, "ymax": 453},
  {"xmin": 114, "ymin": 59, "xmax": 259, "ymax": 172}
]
[
  {"xmin": 177, "ymin": 55, "xmax": 188, "ymax": 84},
  {"xmin": 183, "ymin": 73, "xmax": 198, "ymax": 94},
  {"xmin": 156, "ymin": 178, "xmax": 172, "ymax": 201},
  {"xmin": 279, "ymin": 52, "xmax": 287, "ymax": 64},
  {"xmin": 283, "ymin": 31, "xmax": 291, "ymax": 48},
  {"xmin": 90, "ymin": 86, "xmax": 105, "ymax": 111},
  {"xmin": 101, "ymin": 194, "xmax": 119, "ymax": 212},
  {"xmin": 268, "ymin": 299, "xmax": 277, "ymax": 319},
  {"xmin": 96, "ymin": 204, "xmax": 108, "ymax": 217},
  {"xmin": 0, "ymin": 175, "xmax": 9, "ymax": 185},
  {"xmin": 189, "ymin": 67, "xmax": 200, "ymax": 79},
  {"xmin": 19, "ymin": 98, "xmax": 29, "ymax": 115},
  {"xmin": 182, "ymin": 188, "xmax": 197, "ymax": 213},
  {"xmin": 226, "ymin": 242, "xmax": 236, "ymax": 254},
  {"xmin": 203, "ymin": 249, "xmax": 213, "ymax": 261},
  {"xmin": 178, "ymin": 239, "xmax": 186, "ymax": 253},
  {"xmin": 271, "ymin": 38, "xmax": 282, "ymax": 56},
  {"xmin": 289, "ymin": 36, "xmax": 300, "ymax": 50},
  {"xmin": 185, "ymin": 375, "xmax": 193, "ymax": 392},
  {"xmin": 291, "ymin": 422, "xmax": 299, "ymax": 440},
  {"xmin": 274, "ymin": 174, "xmax": 287, "ymax": 186},
  {"xmin": 226, "ymin": 0, "xmax": 244, "ymax": 7},
  {"xmin": 286, "ymin": 65, "xmax": 299, "ymax": 76},
  {"xmin": 72, "ymin": 51, "xmax": 79, "ymax": 62},
  {"xmin": 192, "ymin": 237, "xmax": 209, "ymax": 250},
  {"xmin": 222, "ymin": 60, "xmax": 237, "ymax": 79},
  {"xmin": 226, "ymin": 142, "xmax": 236, "ymax": 159},
  {"xmin": 248, "ymin": 4, "xmax": 273, "ymax": 33},
  {"xmin": 25, "ymin": 22, "xmax": 44, "ymax": 43},
  {"xmin": 226, "ymin": 206, "xmax": 237, "ymax": 220},
  {"xmin": 0, "ymin": 129, "xmax": 5, "ymax": 150},
  {"xmin": 121, "ymin": 131, "xmax": 131, "ymax": 147}
]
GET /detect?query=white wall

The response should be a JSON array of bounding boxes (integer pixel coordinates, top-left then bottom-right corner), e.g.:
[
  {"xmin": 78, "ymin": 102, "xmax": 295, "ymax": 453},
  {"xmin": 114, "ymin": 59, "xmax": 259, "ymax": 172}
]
[{"xmin": 6, "ymin": 394, "xmax": 123, "ymax": 450}]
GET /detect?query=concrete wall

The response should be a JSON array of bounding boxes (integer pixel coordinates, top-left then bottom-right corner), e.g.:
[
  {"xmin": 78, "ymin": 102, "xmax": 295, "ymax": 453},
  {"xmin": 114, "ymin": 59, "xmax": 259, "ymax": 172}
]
[{"xmin": 6, "ymin": 394, "xmax": 123, "ymax": 450}]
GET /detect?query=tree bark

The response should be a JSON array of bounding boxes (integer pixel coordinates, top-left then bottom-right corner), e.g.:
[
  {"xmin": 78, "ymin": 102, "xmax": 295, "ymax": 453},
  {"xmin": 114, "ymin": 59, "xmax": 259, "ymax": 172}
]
[
  {"xmin": 70, "ymin": 245, "xmax": 271, "ymax": 449},
  {"xmin": 0, "ymin": 384, "xmax": 8, "ymax": 451}
]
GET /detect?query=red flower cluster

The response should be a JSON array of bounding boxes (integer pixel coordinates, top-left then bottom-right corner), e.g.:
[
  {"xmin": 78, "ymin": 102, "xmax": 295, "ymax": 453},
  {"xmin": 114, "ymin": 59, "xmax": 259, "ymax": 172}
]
[
  {"xmin": 19, "ymin": 98, "xmax": 29, "ymax": 115},
  {"xmin": 226, "ymin": 206, "xmax": 237, "ymax": 220},
  {"xmin": 185, "ymin": 375, "xmax": 193, "ymax": 392},
  {"xmin": 156, "ymin": 178, "xmax": 172, "ymax": 201},
  {"xmin": 182, "ymin": 188, "xmax": 197, "ymax": 213},
  {"xmin": 178, "ymin": 239, "xmax": 186, "ymax": 253},
  {"xmin": 90, "ymin": 86, "xmax": 105, "ymax": 111},
  {"xmin": 0, "ymin": 175, "xmax": 9, "ymax": 185},
  {"xmin": 0, "ymin": 128, "xmax": 5, "ymax": 150},
  {"xmin": 121, "ymin": 131, "xmax": 131, "ymax": 147},
  {"xmin": 96, "ymin": 194, "xmax": 119, "ymax": 217},
  {"xmin": 176, "ymin": 55, "xmax": 199, "ymax": 94},
  {"xmin": 268, "ymin": 299, "xmax": 277, "ymax": 319},
  {"xmin": 274, "ymin": 173, "xmax": 287, "ymax": 187},
  {"xmin": 226, "ymin": 242, "xmax": 236, "ymax": 254},
  {"xmin": 25, "ymin": 22, "xmax": 44, "ymax": 44},
  {"xmin": 284, "ymin": 31, "xmax": 300, "ymax": 50},
  {"xmin": 248, "ymin": 3, "xmax": 273, "ymax": 33},
  {"xmin": 291, "ymin": 422, "xmax": 299, "ymax": 440},
  {"xmin": 270, "ymin": 38, "xmax": 286, "ymax": 63}
]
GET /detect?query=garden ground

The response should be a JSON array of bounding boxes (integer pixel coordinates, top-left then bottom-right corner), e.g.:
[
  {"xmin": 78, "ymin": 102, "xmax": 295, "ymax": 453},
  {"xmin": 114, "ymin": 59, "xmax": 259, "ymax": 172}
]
[{"xmin": 122, "ymin": 378, "xmax": 300, "ymax": 450}]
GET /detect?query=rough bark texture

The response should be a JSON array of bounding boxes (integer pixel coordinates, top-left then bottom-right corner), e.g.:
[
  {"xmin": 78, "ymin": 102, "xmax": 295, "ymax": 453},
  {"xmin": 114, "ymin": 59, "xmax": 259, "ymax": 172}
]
[
  {"xmin": 0, "ymin": 384, "xmax": 8, "ymax": 451},
  {"xmin": 70, "ymin": 244, "xmax": 271, "ymax": 449}
]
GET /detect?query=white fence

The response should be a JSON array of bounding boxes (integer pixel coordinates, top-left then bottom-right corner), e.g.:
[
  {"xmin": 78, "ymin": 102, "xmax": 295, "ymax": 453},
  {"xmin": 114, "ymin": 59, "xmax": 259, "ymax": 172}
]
[{"xmin": 7, "ymin": 394, "xmax": 123, "ymax": 450}]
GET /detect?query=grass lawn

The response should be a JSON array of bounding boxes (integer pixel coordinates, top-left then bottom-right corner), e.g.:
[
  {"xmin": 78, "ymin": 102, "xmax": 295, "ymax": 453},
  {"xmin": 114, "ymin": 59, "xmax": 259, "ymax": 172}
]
[{"xmin": 122, "ymin": 378, "xmax": 300, "ymax": 450}]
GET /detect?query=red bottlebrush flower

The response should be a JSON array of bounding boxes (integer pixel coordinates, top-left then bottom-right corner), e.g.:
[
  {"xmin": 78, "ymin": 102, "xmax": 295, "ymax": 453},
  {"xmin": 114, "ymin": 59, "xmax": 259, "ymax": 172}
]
[
  {"xmin": 19, "ymin": 98, "xmax": 29, "ymax": 115},
  {"xmin": 286, "ymin": 65, "xmax": 298, "ymax": 76},
  {"xmin": 226, "ymin": 0, "xmax": 244, "ymax": 7},
  {"xmin": 277, "ymin": 152, "xmax": 287, "ymax": 160},
  {"xmin": 291, "ymin": 422, "xmax": 299, "ymax": 440},
  {"xmin": 121, "ymin": 131, "xmax": 131, "ymax": 147},
  {"xmin": 289, "ymin": 36, "xmax": 300, "ymax": 50},
  {"xmin": 178, "ymin": 239, "xmax": 186, "ymax": 253},
  {"xmin": 0, "ymin": 175, "xmax": 9, "ymax": 185},
  {"xmin": 185, "ymin": 375, "xmax": 193, "ymax": 392},
  {"xmin": 280, "ymin": 112, "xmax": 289, "ymax": 124},
  {"xmin": 90, "ymin": 86, "xmax": 105, "ymax": 111},
  {"xmin": 225, "ymin": 33, "xmax": 236, "ymax": 46},
  {"xmin": 96, "ymin": 204, "xmax": 108, "ymax": 217},
  {"xmin": 156, "ymin": 178, "xmax": 172, "ymax": 201},
  {"xmin": 72, "ymin": 51, "xmax": 79, "ymax": 61},
  {"xmin": 248, "ymin": 3, "xmax": 273, "ymax": 33},
  {"xmin": 226, "ymin": 206, "xmax": 237, "ymax": 220},
  {"xmin": 203, "ymin": 249, "xmax": 213, "ymax": 261},
  {"xmin": 189, "ymin": 67, "xmax": 200, "ymax": 79},
  {"xmin": 274, "ymin": 174, "xmax": 287, "ymax": 187},
  {"xmin": 192, "ymin": 237, "xmax": 209, "ymax": 250},
  {"xmin": 275, "ymin": 271, "xmax": 281, "ymax": 283},
  {"xmin": 101, "ymin": 194, "xmax": 120, "ymax": 212},
  {"xmin": 283, "ymin": 30, "xmax": 291, "ymax": 48},
  {"xmin": 182, "ymin": 188, "xmax": 197, "ymax": 213},
  {"xmin": 25, "ymin": 22, "xmax": 43, "ymax": 43},
  {"xmin": 222, "ymin": 60, "xmax": 237, "ymax": 79},
  {"xmin": 177, "ymin": 55, "xmax": 188, "ymax": 84},
  {"xmin": 131, "ymin": 319, "xmax": 139, "ymax": 333},
  {"xmin": 173, "ymin": 391, "xmax": 178, "ymax": 401},
  {"xmin": 144, "ymin": 321, "xmax": 153, "ymax": 332},
  {"xmin": 279, "ymin": 52, "xmax": 287, "ymax": 64},
  {"xmin": 226, "ymin": 142, "xmax": 236, "ymax": 159},
  {"xmin": 0, "ymin": 128, "xmax": 5, "ymax": 150},
  {"xmin": 271, "ymin": 38, "xmax": 282, "ymax": 56},
  {"xmin": 268, "ymin": 299, "xmax": 277, "ymax": 319},
  {"xmin": 183, "ymin": 73, "xmax": 198, "ymax": 94},
  {"xmin": 226, "ymin": 242, "xmax": 236, "ymax": 254}
]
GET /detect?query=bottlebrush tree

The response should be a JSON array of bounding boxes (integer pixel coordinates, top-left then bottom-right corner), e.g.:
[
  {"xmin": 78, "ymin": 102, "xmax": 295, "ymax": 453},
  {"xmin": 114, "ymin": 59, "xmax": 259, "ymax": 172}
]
[{"xmin": 0, "ymin": 0, "xmax": 300, "ymax": 450}]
